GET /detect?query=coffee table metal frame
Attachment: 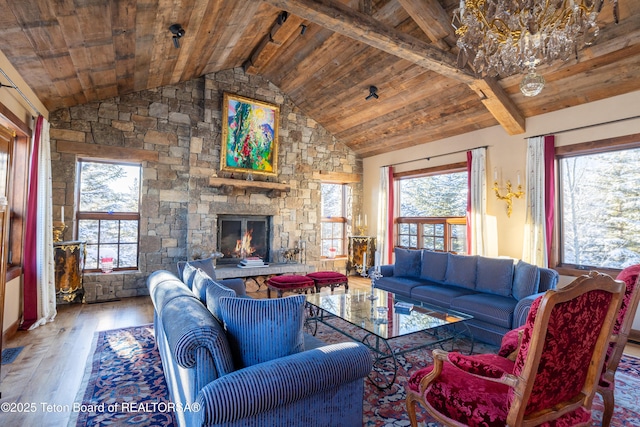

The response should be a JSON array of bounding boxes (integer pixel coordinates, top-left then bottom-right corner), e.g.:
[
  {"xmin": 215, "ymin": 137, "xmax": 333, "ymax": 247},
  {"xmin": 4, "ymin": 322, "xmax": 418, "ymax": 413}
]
[{"xmin": 305, "ymin": 288, "xmax": 474, "ymax": 390}]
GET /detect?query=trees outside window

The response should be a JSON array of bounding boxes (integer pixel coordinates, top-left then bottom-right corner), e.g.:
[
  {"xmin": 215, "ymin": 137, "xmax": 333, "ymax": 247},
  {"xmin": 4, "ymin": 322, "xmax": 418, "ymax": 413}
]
[
  {"xmin": 397, "ymin": 170, "xmax": 467, "ymax": 253},
  {"xmin": 559, "ymin": 146, "xmax": 640, "ymax": 270},
  {"xmin": 321, "ymin": 183, "xmax": 347, "ymax": 257},
  {"xmin": 76, "ymin": 160, "xmax": 141, "ymax": 271}
]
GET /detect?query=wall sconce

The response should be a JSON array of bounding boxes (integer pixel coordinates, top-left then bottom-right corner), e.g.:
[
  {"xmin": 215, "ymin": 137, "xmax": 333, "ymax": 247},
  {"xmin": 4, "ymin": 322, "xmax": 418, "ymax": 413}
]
[{"xmin": 493, "ymin": 169, "xmax": 524, "ymax": 218}]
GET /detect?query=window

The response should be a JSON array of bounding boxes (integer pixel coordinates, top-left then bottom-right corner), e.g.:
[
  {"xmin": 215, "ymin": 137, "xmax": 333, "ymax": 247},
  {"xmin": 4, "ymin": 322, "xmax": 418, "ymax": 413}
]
[
  {"xmin": 558, "ymin": 137, "xmax": 640, "ymax": 271},
  {"xmin": 321, "ymin": 183, "xmax": 347, "ymax": 257},
  {"xmin": 0, "ymin": 118, "xmax": 29, "ymax": 281},
  {"xmin": 76, "ymin": 159, "xmax": 141, "ymax": 272},
  {"xmin": 396, "ymin": 168, "xmax": 467, "ymax": 253}
]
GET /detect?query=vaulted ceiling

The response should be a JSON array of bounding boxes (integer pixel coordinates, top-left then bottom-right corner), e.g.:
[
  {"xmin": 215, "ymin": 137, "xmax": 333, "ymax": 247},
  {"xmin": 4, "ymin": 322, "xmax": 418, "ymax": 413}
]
[{"xmin": 1, "ymin": 0, "xmax": 639, "ymax": 157}]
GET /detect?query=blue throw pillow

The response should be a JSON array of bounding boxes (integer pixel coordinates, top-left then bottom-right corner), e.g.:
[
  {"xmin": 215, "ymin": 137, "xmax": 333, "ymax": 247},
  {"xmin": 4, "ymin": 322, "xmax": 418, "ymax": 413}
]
[
  {"xmin": 421, "ymin": 250, "xmax": 449, "ymax": 282},
  {"xmin": 181, "ymin": 263, "xmax": 198, "ymax": 289},
  {"xmin": 206, "ymin": 280, "xmax": 237, "ymax": 320},
  {"xmin": 476, "ymin": 256, "xmax": 515, "ymax": 297},
  {"xmin": 218, "ymin": 295, "xmax": 306, "ymax": 368},
  {"xmin": 394, "ymin": 248, "xmax": 422, "ymax": 278},
  {"xmin": 512, "ymin": 260, "xmax": 540, "ymax": 300},
  {"xmin": 186, "ymin": 258, "xmax": 217, "ymax": 280},
  {"xmin": 444, "ymin": 254, "xmax": 477, "ymax": 289}
]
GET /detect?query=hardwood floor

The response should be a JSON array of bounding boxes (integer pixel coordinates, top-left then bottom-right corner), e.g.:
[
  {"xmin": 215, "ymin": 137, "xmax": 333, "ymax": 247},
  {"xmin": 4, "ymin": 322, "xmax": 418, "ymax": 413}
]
[{"xmin": 0, "ymin": 276, "xmax": 638, "ymax": 426}]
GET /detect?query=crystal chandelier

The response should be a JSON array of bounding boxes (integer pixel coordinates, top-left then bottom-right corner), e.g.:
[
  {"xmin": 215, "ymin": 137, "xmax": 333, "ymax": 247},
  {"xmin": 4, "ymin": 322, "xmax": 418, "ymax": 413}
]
[{"xmin": 452, "ymin": 0, "xmax": 618, "ymax": 97}]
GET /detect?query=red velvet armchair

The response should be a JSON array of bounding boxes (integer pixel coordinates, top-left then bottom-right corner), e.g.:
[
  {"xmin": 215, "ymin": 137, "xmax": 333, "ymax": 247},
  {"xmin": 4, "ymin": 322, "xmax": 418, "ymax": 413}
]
[
  {"xmin": 499, "ymin": 265, "xmax": 640, "ymax": 427},
  {"xmin": 405, "ymin": 271, "xmax": 624, "ymax": 427}
]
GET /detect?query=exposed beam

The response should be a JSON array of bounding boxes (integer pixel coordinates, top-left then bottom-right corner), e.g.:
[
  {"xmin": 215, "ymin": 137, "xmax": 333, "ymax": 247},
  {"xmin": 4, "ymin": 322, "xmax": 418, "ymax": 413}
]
[
  {"xmin": 396, "ymin": 0, "xmax": 456, "ymax": 51},
  {"xmin": 244, "ymin": 12, "xmax": 305, "ymax": 75},
  {"xmin": 262, "ymin": 0, "xmax": 475, "ymax": 84},
  {"xmin": 468, "ymin": 78, "xmax": 526, "ymax": 135},
  {"xmin": 262, "ymin": 0, "xmax": 526, "ymax": 134}
]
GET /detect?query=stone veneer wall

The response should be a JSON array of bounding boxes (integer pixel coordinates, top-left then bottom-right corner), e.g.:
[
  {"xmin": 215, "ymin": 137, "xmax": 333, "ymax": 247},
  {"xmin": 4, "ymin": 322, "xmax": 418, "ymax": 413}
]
[{"xmin": 49, "ymin": 68, "xmax": 362, "ymax": 302}]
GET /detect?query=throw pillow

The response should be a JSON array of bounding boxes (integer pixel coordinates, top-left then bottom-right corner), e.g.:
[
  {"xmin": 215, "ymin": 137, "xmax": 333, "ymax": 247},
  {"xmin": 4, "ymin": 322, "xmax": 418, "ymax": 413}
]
[
  {"xmin": 192, "ymin": 269, "xmax": 214, "ymax": 303},
  {"xmin": 512, "ymin": 260, "xmax": 540, "ymax": 301},
  {"xmin": 181, "ymin": 262, "xmax": 198, "ymax": 289},
  {"xmin": 206, "ymin": 280, "xmax": 237, "ymax": 320},
  {"xmin": 420, "ymin": 250, "xmax": 449, "ymax": 282},
  {"xmin": 218, "ymin": 295, "xmax": 306, "ymax": 368},
  {"xmin": 476, "ymin": 256, "xmax": 515, "ymax": 297},
  {"xmin": 444, "ymin": 254, "xmax": 477, "ymax": 289},
  {"xmin": 394, "ymin": 248, "xmax": 422, "ymax": 278},
  {"xmin": 186, "ymin": 257, "xmax": 217, "ymax": 280}
]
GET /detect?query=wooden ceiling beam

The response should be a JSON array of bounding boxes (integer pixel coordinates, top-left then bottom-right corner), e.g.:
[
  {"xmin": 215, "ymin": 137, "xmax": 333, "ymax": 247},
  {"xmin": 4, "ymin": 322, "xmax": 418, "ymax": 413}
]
[
  {"xmin": 262, "ymin": 0, "xmax": 475, "ymax": 83},
  {"xmin": 262, "ymin": 0, "xmax": 526, "ymax": 135},
  {"xmin": 243, "ymin": 12, "xmax": 305, "ymax": 75},
  {"xmin": 396, "ymin": 0, "xmax": 456, "ymax": 51}
]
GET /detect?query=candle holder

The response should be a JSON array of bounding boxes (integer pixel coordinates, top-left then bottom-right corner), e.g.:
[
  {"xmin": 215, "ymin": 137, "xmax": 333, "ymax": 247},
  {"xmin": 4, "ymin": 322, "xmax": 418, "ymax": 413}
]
[{"xmin": 53, "ymin": 221, "xmax": 67, "ymax": 242}]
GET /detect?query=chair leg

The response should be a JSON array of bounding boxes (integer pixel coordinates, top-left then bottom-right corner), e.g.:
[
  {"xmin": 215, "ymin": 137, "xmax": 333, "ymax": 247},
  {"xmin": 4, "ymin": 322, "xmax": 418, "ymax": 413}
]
[
  {"xmin": 405, "ymin": 390, "xmax": 421, "ymax": 427},
  {"xmin": 600, "ymin": 388, "xmax": 615, "ymax": 427}
]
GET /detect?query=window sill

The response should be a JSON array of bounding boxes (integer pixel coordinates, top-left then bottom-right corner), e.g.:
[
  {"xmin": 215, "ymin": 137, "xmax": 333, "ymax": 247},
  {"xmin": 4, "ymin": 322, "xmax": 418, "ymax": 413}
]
[
  {"xmin": 555, "ymin": 265, "xmax": 621, "ymax": 278},
  {"xmin": 84, "ymin": 270, "xmax": 142, "ymax": 277}
]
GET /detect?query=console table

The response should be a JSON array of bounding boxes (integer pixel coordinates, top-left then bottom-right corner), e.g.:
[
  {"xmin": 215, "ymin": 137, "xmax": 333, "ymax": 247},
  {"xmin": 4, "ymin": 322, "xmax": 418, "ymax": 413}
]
[{"xmin": 215, "ymin": 263, "xmax": 315, "ymax": 293}]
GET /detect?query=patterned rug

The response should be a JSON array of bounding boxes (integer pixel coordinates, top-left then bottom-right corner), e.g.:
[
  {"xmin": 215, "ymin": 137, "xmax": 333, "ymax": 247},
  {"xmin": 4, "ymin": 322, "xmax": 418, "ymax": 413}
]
[
  {"xmin": 312, "ymin": 319, "xmax": 640, "ymax": 427},
  {"xmin": 74, "ymin": 323, "xmax": 640, "ymax": 426},
  {"xmin": 71, "ymin": 325, "xmax": 175, "ymax": 427}
]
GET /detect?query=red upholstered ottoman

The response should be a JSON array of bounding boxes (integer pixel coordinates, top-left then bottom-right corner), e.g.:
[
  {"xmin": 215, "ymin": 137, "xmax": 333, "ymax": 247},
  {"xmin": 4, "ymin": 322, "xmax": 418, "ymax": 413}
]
[
  {"xmin": 266, "ymin": 275, "xmax": 315, "ymax": 298},
  {"xmin": 307, "ymin": 271, "xmax": 349, "ymax": 293}
]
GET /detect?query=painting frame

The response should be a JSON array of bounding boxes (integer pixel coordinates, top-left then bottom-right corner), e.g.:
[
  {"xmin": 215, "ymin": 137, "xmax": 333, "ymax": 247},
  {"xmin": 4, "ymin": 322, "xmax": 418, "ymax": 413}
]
[{"xmin": 220, "ymin": 93, "xmax": 279, "ymax": 177}]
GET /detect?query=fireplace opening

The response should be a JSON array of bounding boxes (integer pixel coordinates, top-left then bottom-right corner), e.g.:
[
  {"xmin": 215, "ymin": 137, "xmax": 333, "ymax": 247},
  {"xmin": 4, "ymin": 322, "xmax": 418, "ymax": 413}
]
[{"xmin": 217, "ymin": 215, "xmax": 271, "ymax": 265}]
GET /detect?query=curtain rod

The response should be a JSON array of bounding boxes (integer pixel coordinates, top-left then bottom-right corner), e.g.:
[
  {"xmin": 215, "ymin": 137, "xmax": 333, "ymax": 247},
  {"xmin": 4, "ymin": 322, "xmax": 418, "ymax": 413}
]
[
  {"xmin": 381, "ymin": 145, "xmax": 489, "ymax": 168},
  {"xmin": 0, "ymin": 67, "xmax": 42, "ymax": 117},
  {"xmin": 527, "ymin": 114, "xmax": 640, "ymax": 139}
]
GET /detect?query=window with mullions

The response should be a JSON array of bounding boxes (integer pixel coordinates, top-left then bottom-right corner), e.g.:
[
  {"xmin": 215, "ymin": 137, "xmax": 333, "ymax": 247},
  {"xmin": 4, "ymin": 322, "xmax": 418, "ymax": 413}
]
[
  {"xmin": 76, "ymin": 160, "xmax": 141, "ymax": 271},
  {"xmin": 559, "ymin": 143, "xmax": 640, "ymax": 270},
  {"xmin": 397, "ymin": 170, "xmax": 467, "ymax": 253},
  {"xmin": 321, "ymin": 183, "xmax": 348, "ymax": 257}
]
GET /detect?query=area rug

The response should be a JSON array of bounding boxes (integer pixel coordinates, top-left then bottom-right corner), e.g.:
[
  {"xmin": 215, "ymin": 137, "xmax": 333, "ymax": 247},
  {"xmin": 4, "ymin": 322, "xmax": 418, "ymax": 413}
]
[
  {"xmin": 312, "ymin": 319, "xmax": 640, "ymax": 427},
  {"xmin": 73, "ymin": 323, "xmax": 639, "ymax": 427},
  {"xmin": 71, "ymin": 325, "xmax": 175, "ymax": 426}
]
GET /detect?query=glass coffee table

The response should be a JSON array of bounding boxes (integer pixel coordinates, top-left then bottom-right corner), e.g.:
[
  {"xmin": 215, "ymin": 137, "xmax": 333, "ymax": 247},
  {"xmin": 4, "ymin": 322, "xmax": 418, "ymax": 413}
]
[{"xmin": 305, "ymin": 288, "xmax": 474, "ymax": 389}]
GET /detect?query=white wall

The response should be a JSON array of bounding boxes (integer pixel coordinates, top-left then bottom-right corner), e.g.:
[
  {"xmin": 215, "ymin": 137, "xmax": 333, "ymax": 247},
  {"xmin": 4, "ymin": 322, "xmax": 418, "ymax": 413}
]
[
  {"xmin": 363, "ymin": 90, "xmax": 640, "ymax": 258},
  {"xmin": 363, "ymin": 90, "xmax": 640, "ymax": 331}
]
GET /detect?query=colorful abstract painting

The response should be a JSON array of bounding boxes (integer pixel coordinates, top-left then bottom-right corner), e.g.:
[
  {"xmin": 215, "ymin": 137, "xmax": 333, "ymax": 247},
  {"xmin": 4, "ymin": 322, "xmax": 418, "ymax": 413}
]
[{"xmin": 221, "ymin": 93, "xmax": 279, "ymax": 176}]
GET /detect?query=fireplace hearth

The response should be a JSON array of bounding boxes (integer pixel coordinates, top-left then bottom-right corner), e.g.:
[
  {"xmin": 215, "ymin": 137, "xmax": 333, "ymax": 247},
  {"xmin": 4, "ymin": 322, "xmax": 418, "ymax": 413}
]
[{"xmin": 217, "ymin": 215, "xmax": 271, "ymax": 265}]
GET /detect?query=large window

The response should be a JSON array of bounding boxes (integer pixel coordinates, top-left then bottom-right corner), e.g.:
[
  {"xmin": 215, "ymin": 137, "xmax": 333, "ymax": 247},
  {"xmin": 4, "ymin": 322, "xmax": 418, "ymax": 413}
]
[
  {"xmin": 76, "ymin": 160, "xmax": 141, "ymax": 272},
  {"xmin": 396, "ymin": 169, "xmax": 467, "ymax": 253},
  {"xmin": 558, "ymin": 140, "xmax": 640, "ymax": 271},
  {"xmin": 321, "ymin": 183, "xmax": 347, "ymax": 257}
]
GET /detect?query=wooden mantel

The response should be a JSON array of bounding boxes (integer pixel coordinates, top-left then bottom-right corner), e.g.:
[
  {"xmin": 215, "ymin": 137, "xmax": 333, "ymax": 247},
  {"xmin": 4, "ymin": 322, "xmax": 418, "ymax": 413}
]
[{"xmin": 209, "ymin": 176, "xmax": 291, "ymax": 197}]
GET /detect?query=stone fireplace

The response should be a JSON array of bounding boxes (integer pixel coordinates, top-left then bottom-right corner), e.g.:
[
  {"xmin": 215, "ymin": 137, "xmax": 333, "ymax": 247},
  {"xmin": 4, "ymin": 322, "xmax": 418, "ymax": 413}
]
[{"xmin": 217, "ymin": 215, "xmax": 271, "ymax": 265}]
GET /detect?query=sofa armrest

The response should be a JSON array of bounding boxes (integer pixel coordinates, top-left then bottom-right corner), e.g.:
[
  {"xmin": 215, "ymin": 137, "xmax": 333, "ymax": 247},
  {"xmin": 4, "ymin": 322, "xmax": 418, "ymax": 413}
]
[
  {"xmin": 512, "ymin": 292, "xmax": 545, "ymax": 328},
  {"xmin": 380, "ymin": 264, "xmax": 394, "ymax": 277},
  {"xmin": 196, "ymin": 342, "xmax": 372, "ymax": 425},
  {"xmin": 162, "ymin": 296, "xmax": 235, "ymax": 379}
]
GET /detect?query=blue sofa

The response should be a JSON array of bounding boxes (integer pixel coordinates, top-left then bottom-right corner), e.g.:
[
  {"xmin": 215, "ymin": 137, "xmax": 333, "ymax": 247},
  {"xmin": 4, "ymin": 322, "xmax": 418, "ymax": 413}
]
[
  {"xmin": 374, "ymin": 249, "xmax": 559, "ymax": 346},
  {"xmin": 147, "ymin": 262, "xmax": 372, "ymax": 427}
]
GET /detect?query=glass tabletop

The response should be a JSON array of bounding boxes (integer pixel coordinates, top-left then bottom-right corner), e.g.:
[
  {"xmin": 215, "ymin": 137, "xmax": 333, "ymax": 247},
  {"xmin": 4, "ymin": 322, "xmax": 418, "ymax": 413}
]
[{"xmin": 305, "ymin": 288, "xmax": 473, "ymax": 340}]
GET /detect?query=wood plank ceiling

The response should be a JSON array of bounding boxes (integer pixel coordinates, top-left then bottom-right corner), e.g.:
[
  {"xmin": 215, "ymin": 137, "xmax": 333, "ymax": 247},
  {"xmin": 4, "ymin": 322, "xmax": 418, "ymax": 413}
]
[{"xmin": 0, "ymin": 0, "xmax": 639, "ymax": 158}]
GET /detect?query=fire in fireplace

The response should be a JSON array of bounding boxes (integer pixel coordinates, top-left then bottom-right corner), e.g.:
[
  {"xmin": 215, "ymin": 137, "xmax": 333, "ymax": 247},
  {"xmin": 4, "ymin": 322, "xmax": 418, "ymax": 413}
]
[{"xmin": 217, "ymin": 215, "xmax": 271, "ymax": 265}]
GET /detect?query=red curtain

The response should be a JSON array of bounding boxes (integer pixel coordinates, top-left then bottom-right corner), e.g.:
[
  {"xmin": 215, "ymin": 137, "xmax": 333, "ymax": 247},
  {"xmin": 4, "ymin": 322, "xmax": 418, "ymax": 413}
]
[
  {"xmin": 20, "ymin": 115, "xmax": 43, "ymax": 330},
  {"xmin": 466, "ymin": 150, "xmax": 473, "ymax": 254},
  {"xmin": 544, "ymin": 135, "xmax": 556, "ymax": 267}
]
